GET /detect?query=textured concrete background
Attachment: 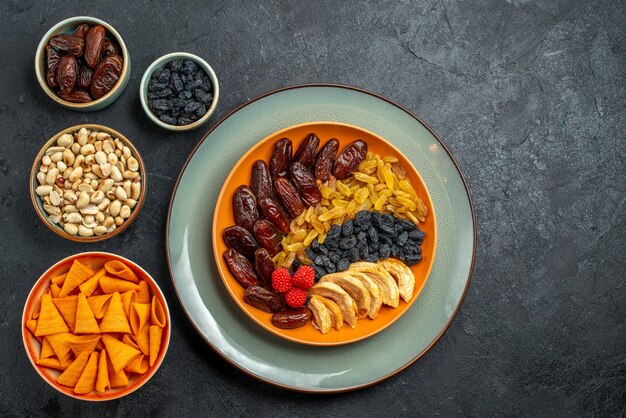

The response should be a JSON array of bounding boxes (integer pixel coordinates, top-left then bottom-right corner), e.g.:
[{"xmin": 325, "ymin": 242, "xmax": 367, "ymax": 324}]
[{"xmin": 1, "ymin": 0, "xmax": 625, "ymax": 416}]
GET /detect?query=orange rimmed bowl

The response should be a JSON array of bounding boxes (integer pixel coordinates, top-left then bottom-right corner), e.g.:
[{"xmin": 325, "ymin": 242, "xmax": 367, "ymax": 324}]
[
  {"xmin": 22, "ymin": 252, "xmax": 170, "ymax": 401},
  {"xmin": 212, "ymin": 121, "xmax": 437, "ymax": 346}
]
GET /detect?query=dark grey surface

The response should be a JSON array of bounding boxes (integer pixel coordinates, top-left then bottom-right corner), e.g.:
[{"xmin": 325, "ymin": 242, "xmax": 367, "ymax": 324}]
[{"xmin": 1, "ymin": 0, "xmax": 625, "ymax": 416}]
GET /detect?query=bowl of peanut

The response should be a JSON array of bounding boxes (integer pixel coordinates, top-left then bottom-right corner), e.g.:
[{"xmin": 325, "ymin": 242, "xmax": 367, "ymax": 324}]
[{"xmin": 30, "ymin": 124, "xmax": 146, "ymax": 242}]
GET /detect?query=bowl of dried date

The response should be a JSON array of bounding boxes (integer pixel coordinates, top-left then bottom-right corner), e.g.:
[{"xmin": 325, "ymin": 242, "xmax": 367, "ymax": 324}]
[
  {"xmin": 35, "ymin": 16, "xmax": 130, "ymax": 111},
  {"xmin": 139, "ymin": 52, "xmax": 219, "ymax": 131},
  {"xmin": 213, "ymin": 121, "xmax": 437, "ymax": 346}
]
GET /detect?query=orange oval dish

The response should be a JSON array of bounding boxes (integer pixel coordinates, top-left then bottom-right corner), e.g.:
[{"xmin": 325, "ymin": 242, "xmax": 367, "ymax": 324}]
[
  {"xmin": 22, "ymin": 252, "xmax": 170, "ymax": 401},
  {"xmin": 212, "ymin": 121, "xmax": 437, "ymax": 346}
]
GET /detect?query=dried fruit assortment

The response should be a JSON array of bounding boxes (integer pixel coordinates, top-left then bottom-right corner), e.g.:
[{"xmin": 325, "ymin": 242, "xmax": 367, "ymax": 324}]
[
  {"xmin": 222, "ymin": 133, "xmax": 430, "ymax": 333},
  {"xmin": 147, "ymin": 59, "xmax": 214, "ymax": 126},
  {"xmin": 45, "ymin": 24, "xmax": 123, "ymax": 103},
  {"xmin": 34, "ymin": 127, "xmax": 143, "ymax": 238},
  {"xmin": 24, "ymin": 258, "xmax": 167, "ymax": 395}
]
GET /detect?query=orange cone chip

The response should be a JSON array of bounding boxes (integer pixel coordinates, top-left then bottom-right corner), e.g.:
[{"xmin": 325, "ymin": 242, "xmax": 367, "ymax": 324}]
[
  {"xmin": 74, "ymin": 351, "xmax": 99, "ymax": 394},
  {"xmin": 78, "ymin": 268, "xmax": 106, "ymax": 297},
  {"xmin": 121, "ymin": 290, "xmax": 136, "ymax": 318},
  {"xmin": 57, "ymin": 351, "xmax": 90, "ymax": 387},
  {"xmin": 50, "ymin": 273, "xmax": 67, "ymax": 287},
  {"xmin": 130, "ymin": 303, "xmax": 151, "ymax": 335},
  {"xmin": 122, "ymin": 335, "xmax": 141, "ymax": 351},
  {"xmin": 26, "ymin": 319, "xmax": 38, "ymax": 336},
  {"xmin": 134, "ymin": 323, "xmax": 150, "ymax": 355},
  {"xmin": 68, "ymin": 334, "xmax": 101, "ymax": 357},
  {"xmin": 104, "ymin": 260, "xmax": 140, "ymax": 283},
  {"xmin": 149, "ymin": 325, "xmax": 163, "ymax": 367},
  {"xmin": 100, "ymin": 276, "xmax": 138, "ymax": 294},
  {"xmin": 40, "ymin": 337, "xmax": 55, "ymax": 359},
  {"xmin": 107, "ymin": 355, "xmax": 129, "ymax": 388},
  {"xmin": 74, "ymin": 293, "xmax": 99, "ymax": 334},
  {"xmin": 50, "ymin": 283, "xmax": 62, "ymax": 298},
  {"xmin": 87, "ymin": 293, "xmax": 113, "ymax": 319},
  {"xmin": 136, "ymin": 281, "xmax": 151, "ymax": 303},
  {"xmin": 101, "ymin": 334, "xmax": 141, "ymax": 374},
  {"xmin": 36, "ymin": 357, "xmax": 71, "ymax": 371},
  {"xmin": 124, "ymin": 355, "xmax": 149, "ymax": 374},
  {"xmin": 150, "ymin": 296, "xmax": 166, "ymax": 328},
  {"xmin": 46, "ymin": 332, "xmax": 73, "ymax": 363},
  {"xmin": 52, "ymin": 296, "xmax": 78, "ymax": 332},
  {"xmin": 60, "ymin": 260, "xmax": 94, "ymax": 297},
  {"xmin": 96, "ymin": 350, "xmax": 111, "ymax": 393},
  {"xmin": 35, "ymin": 294, "xmax": 70, "ymax": 336},
  {"xmin": 99, "ymin": 292, "xmax": 131, "ymax": 334}
]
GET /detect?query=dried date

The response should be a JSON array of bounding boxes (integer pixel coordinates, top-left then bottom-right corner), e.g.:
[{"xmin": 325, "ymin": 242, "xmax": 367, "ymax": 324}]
[
  {"xmin": 45, "ymin": 45, "xmax": 60, "ymax": 89},
  {"xmin": 56, "ymin": 54, "xmax": 77, "ymax": 95},
  {"xmin": 102, "ymin": 39, "xmax": 120, "ymax": 57},
  {"xmin": 90, "ymin": 54, "xmax": 123, "ymax": 99},
  {"xmin": 254, "ymin": 248, "xmax": 274, "ymax": 289},
  {"xmin": 223, "ymin": 225, "xmax": 259, "ymax": 259},
  {"xmin": 244, "ymin": 286, "xmax": 284, "ymax": 313},
  {"xmin": 84, "ymin": 25, "xmax": 106, "ymax": 68},
  {"xmin": 57, "ymin": 89, "xmax": 92, "ymax": 103},
  {"xmin": 289, "ymin": 162, "xmax": 321, "ymax": 205},
  {"xmin": 49, "ymin": 34, "xmax": 84, "ymax": 56},
  {"xmin": 253, "ymin": 220, "xmax": 283, "ymax": 257},
  {"xmin": 292, "ymin": 133, "xmax": 320, "ymax": 169},
  {"xmin": 332, "ymin": 140, "xmax": 368, "ymax": 180},
  {"xmin": 314, "ymin": 138, "xmax": 339, "ymax": 181},
  {"xmin": 73, "ymin": 23, "xmax": 91, "ymax": 39},
  {"xmin": 223, "ymin": 248, "xmax": 259, "ymax": 288},
  {"xmin": 251, "ymin": 160, "xmax": 274, "ymax": 199},
  {"xmin": 269, "ymin": 138, "xmax": 292, "ymax": 179},
  {"xmin": 258, "ymin": 197, "xmax": 290, "ymax": 234},
  {"xmin": 271, "ymin": 308, "xmax": 312, "ymax": 329},
  {"xmin": 76, "ymin": 62, "xmax": 93, "ymax": 90},
  {"xmin": 233, "ymin": 185, "xmax": 259, "ymax": 233},
  {"xmin": 274, "ymin": 178, "xmax": 305, "ymax": 218}
]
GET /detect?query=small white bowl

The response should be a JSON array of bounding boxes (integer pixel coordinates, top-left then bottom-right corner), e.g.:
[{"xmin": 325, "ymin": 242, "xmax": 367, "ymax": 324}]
[{"xmin": 139, "ymin": 52, "xmax": 219, "ymax": 131}]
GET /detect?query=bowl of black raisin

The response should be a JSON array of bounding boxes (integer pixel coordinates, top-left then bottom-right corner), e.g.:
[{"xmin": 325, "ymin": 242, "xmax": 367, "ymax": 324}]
[{"xmin": 140, "ymin": 52, "xmax": 219, "ymax": 131}]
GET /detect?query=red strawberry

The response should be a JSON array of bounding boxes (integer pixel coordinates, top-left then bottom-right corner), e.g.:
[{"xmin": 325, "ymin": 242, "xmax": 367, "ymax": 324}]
[
  {"xmin": 271, "ymin": 268, "xmax": 292, "ymax": 293},
  {"xmin": 284, "ymin": 287, "xmax": 308, "ymax": 308},
  {"xmin": 291, "ymin": 265, "xmax": 315, "ymax": 289}
]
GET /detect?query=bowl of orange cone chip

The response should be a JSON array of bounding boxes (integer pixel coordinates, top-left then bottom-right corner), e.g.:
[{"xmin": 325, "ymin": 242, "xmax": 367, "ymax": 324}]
[{"xmin": 22, "ymin": 252, "xmax": 170, "ymax": 401}]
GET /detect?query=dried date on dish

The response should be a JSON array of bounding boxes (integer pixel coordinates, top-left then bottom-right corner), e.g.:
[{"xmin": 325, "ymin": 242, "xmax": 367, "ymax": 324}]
[
  {"xmin": 57, "ymin": 89, "xmax": 92, "ymax": 103},
  {"xmin": 233, "ymin": 185, "xmax": 259, "ymax": 233},
  {"xmin": 223, "ymin": 248, "xmax": 259, "ymax": 288},
  {"xmin": 49, "ymin": 34, "xmax": 84, "ymax": 56},
  {"xmin": 332, "ymin": 139, "xmax": 368, "ymax": 180},
  {"xmin": 292, "ymin": 133, "xmax": 320, "ymax": 169},
  {"xmin": 244, "ymin": 286, "xmax": 284, "ymax": 313},
  {"xmin": 73, "ymin": 23, "xmax": 91, "ymax": 39},
  {"xmin": 76, "ymin": 62, "xmax": 93, "ymax": 90},
  {"xmin": 314, "ymin": 138, "xmax": 339, "ymax": 181},
  {"xmin": 271, "ymin": 308, "xmax": 312, "ymax": 329},
  {"xmin": 223, "ymin": 225, "xmax": 259, "ymax": 259},
  {"xmin": 274, "ymin": 178, "xmax": 305, "ymax": 218},
  {"xmin": 45, "ymin": 45, "xmax": 60, "ymax": 89},
  {"xmin": 56, "ymin": 54, "xmax": 77, "ymax": 95},
  {"xmin": 254, "ymin": 248, "xmax": 274, "ymax": 288},
  {"xmin": 251, "ymin": 160, "xmax": 274, "ymax": 199},
  {"xmin": 84, "ymin": 25, "xmax": 106, "ymax": 68},
  {"xmin": 102, "ymin": 39, "xmax": 120, "ymax": 57},
  {"xmin": 290, "ymin": 162, "xmax": 321, "ymax": 206},
  {"xmin": 269, "ymin": 138, "xmax": 292, "ymax": 179},
  {"xmin": 253, "ymin": 220, "xmax": 283, "ymax": 257},
  {"xmin": 258, "ymin": 197, "xmax": 290, "ymax": 234},
  {"xmin": 90, "ymin": 54, "xmax": 123, "ymax": 99}
]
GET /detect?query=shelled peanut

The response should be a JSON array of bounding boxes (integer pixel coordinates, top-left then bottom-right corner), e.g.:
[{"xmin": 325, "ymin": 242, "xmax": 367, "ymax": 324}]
[{"xmin": 35, "ymin": 127, "xmax": 142, "ymax": 237}]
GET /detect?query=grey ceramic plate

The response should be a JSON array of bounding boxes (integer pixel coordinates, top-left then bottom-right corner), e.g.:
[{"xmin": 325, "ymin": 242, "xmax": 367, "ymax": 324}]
[{"xmin": 166, "ymin": 84, "xmax": 475, "ymax": 392}]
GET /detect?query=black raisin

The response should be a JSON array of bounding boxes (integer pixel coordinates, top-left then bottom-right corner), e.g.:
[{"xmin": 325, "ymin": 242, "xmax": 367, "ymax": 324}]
[
  {"xmin": 405, "ymin": 254, "xmax": 422, "ymax": 266},
  {"xmin": 379, "ymin": 214, "xmax": 396, "ymax": 234},
  {"xmin": 150, "ymin": 99, "xmax": 170, "ymax": 111},
  {"xmin": 196, "ymin": 104, "xmax": 207, "ymax": 117},
  {"xmin": 398, "ymin": 231, "xmax": 409, "ymax": 246},
  {"xmin": 195, "ymin": 89, "xmax": 212, "ymax": 104},
  {"xmin": 379, "ymin": 244, "xmax": 391, "ymax": 259},
  {"xmin": 379, "ymin": 235, "xmax": 392, "ymax": 246},
  {"xmin": 317, "ymin": 245, "xmax": 329, "ymax": 256},
  {"xmin": 409, "ymin": 229, "xmax": 425, "ymax": 243},
  {"xmin": 346, "ymin": 248, "xmax": 359, "ymax": 263},
  {"xmin": 182, "ymin": 60, "xmax": 198, "ymax": 75},
  {"xmin": 184, "ymin": 101, "xmax": 201, "ymax": 113},
  {"xmin": 399, "ymin": 219, "xmax": 414, "ymax": 231},
  {"xmin": 314, "ymin": 255, "xmax": 325, "ymax": 266},
  {"xmin": 342, "ymin": 220, "xmax": 354, "ymax": 236},
  {"xmin": 390, "ymin": 244, "xmax": 400, "ymax": 257},
  {"xmin": 310, "ymin": 240, "xmax": 320, "ymax": 252},
  {"xmin": 185, "ymin": 79, "xmax": 203, "ymax": 91},
  {"xmin": 337, "ymin": 258, "xmax": 350, "ymax": 272},
  {"xmin": 365, "ymin": 254, "xmax": 379, "ymax": 263},
  {"xmin": 355, "ymin": 211, "xmax": 371, "ymax": 224},
  {"xmin": 371, "ymin": 212, "xmax": 382, "ymax": 228},
  {"xmin": 177, "ymin": 116, "xmax": 193, "ymax": 125},
  {"xmin": 148, "ymin": 82, "xmax": 168, "ymax": 92},
  {"xmin": 158, "ymin": 69, "xmax": 171, "ymax": 83},
  {"xmin": 312, "ymin": 265, "xmax": 326, "ymax": 281},
  {"xmin": 327, "ymin": 224, "xmax": 341, "ymax": 240},
  {"xmin": 159, "ymin": 115, "xmax": 177, "ymax": 125},
  {"xmin": 356, "ymin": 231, "xmax": 367, "ymax": 244},
  {"xmin": 339, "ymin": 236, "xmax": 357, "ymax": 250},
  {"xmin": 179, "ymin": 90, "xmax": 193, "ymax": 100},
  {"xmin": 328, "ymin": 251, "xmax": 340, "ymax": 264},
  {"xmin": 157, "ymin": 88, "xmax": 173, "ymax": 98},
  {"xmin": 367, "ymin": 226, "xmax": 379, "ymax": 243},
  {"xmin": 147, "ymin": 92, "xmax": 159, "ymax": 100},
  {"xmin": 167, "ymin": 59, "xmax": 183, "ymax": 72}
]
